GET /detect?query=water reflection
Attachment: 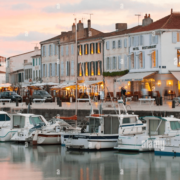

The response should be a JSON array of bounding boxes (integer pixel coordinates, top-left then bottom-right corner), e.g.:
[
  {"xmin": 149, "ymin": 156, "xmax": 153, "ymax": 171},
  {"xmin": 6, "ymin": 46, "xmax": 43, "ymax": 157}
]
[{"xmin": 1, "ymin": 143, "xmax": 180, "ymax": 180}]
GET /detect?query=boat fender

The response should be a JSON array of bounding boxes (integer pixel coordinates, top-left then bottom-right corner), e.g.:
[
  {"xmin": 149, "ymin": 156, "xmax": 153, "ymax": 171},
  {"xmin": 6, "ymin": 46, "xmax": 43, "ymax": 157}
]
[{"xmin": 96, "ymin": 143, "xmax": 100, "ymax": 150}]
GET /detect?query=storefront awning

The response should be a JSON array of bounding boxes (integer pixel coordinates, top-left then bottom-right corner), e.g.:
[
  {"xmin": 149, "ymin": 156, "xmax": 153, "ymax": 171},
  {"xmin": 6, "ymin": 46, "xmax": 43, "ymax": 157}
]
[
  {"xmin": 116, "ymin": 72, "xmax": 156, "ymax": 82},
  {"xmin": 51, "ymin": 82, "xmax": 76, "ymax": 89},
  {"xmin": 0, "ymin": 83, "xmax": 11, "ymax": 87},
  {"xmin": 171, "ymin": 71, "xmax": 180, "ymax": 81},
  {"xmin": 79, "ymin": 81, "xmax": 103, "ymax": 87}
]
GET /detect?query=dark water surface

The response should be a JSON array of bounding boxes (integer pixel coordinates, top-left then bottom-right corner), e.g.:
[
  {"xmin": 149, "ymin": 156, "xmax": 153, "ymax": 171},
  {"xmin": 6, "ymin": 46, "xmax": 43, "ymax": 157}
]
[{"xmin": 1, "ymin": 143, "xmax": 180, "ymax": 180}]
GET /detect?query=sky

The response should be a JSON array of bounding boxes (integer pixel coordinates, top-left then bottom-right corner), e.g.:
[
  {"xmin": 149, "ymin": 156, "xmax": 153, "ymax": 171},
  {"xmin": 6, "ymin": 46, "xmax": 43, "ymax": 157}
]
[{"xmin": 0, "ymin": 0, "xmax": 179, "ymax": 58}]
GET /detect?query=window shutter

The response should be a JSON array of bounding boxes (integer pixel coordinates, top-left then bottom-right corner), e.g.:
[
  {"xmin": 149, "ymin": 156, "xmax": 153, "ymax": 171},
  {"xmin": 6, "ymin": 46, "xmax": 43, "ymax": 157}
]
[
  {"xmin": 124, "ymin": 55, "xmax": 127, "ymax": 69},
  {"xmin": 57, "ymin": 63, "xmax": 59, "ymax": 76},
  {"xmin": 150, "ymin": 55, "xmax": 152, "ymax": 68},
  {"xmin": 77, "ymin": 63, "xmax": 79, "ymax": 76},
  {"xmin": 71, "ymin": 61, "xmax": 74, "ymax": 75},
  {"xmin": 155, "ymin": 35, "xmax": 158, "ymax": 44},
  {"xmin": 137, "ymin": 54, "xmax": 139, "ymax": 69},
  {"xmin": 128, "ymin": 37, "xmax": 131, "ymax": 47},
  {"xmin": 143, "ymin": 51, "xmax": 145, "ymax": 69},
  {"xmin": 96, "ymin": 43, "xmax": 98, "ymax": 53},
  {"xmin": 172, "ymin": 32, "xmax": 177, "ymax": 43},
  {"xmin": 48, "ymin": 64, "xmax": 50, "ymax": 77},
  {"xmin": 81, "ymin": 63, "xmax": 83, "ymax": 76},
  {"xmin": 93, "ymin": 43, "xmax": 95, "ymax": 54},
  {"xmin": 48, "ymin": 45, "xmax": 50, "ymax": 56},
  {"xmin": 71, "ymin": 44, "xmax": 74, "ymax": 55},
  {"xmin": 44, "ymin": 46, "xmax": 46, "ymax": 57},
  {"xmin": 33, "ymin": 59, "xmax": 34, "ymax": 66},
  {"xmin": 129, "ymin": 56, "xmax": 131, "ymax": 70},
  {"xmin": 53, "ymin": 63, "xmax": 56, "ymax": 76},
  {"xmin": 84, "ymin": 62, "xmax": 86, "ymax": 76},
  {"xmin": 66, "ymin": 46, "xmax": 68, "ymax": 55},
  {"xmin": 87, "ymin": 44, "xmax": 89, "ymax": 54},
  {"xmin": 134, "ymin": 53, "xmax": 136, "ymax": 69},
  {"xmin": 84, "ymin": 45, "xmax": 86, "ymax": 54},
  {"xmin": 156, "ymin": 50, "xmax": 158, "ymax": 68},
  {"xmin": 93, "ymin": 62, "xmax": 96, "ymax": 75},
  {"xmin": 61, "ymin": 61, "xmax": 64, "ymax": 76},
  {"xmin": 100, "ymin": 61, "xmax": 102, "ymax": 75},
  {"xmin": 106, "ymin": 58, "xmax": 109, "ymax": 70},
  {"xmin": 118, "ymin": 56, "xmax": 121, "ymax": 70},
  {"xmin": 149, "ymin": 34, "xmax": 152, "ymax": 45},
  {"xmin": 42, "ymin": 64, "xmax": 44, "ymax": 77},
  {"xmin": 66, "ymin": 61, "xmax": 68, "ymax": 76},
  {"xmin": 123, "ymin": 39, "xmax": 125, "ymax": 48},
  {"xmin": 88, "ymin": 62, "xmax": 91, "ymax": 76},
  {"xmin": 111, "ymin": 57, "xmax": 114, "ymax": 70},
  {"xmin": 99, "ymin": 43, "xmax": 101, "ymax": 53},
  {"xmin": 81, "ymin": 45, "xmax": 83, "ymax": 55},
  {"xmin": 41, "ymin": 48, "xmax": 43, "ymax": 57},
  {"xmin": 61, "ymin": 46, "xmax": 63, "ymax": 56},
  {"xmin": 107, "ymin": 41, "xmax": 110, "ymax": 50},
  {"xmin": 96, "ymin": 61, "xmax": 98, "ymax": 75}
]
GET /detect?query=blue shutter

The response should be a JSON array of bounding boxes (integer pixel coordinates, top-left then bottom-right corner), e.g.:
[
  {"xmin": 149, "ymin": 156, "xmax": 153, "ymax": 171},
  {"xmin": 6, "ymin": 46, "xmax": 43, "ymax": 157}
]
[
  {"xmin": 143, "ymin": 52, "xmax": 145, "ymax": 69},
  {"xmin": 134, "ymin": 52, "xmax": 136, "ymax": 69},
  {"xmin": 71, "ymin": 61, "xmax": 74, "ymax": 75},
  {"xmin": 66, "ymin": 46, "xmax": 68, "ymax": 55},
  {"xmin": 118, "ymin": 56, "xmax": 121, "ymax": 70},
  {"xmin": 124, "ymin": 39, "xmax": 126, "ymax": 48},
  {"xmin": 48, "ymin": 45, "xmax": 50, "ymax": 56},
  {"xmin": 129, "ymin": 56, "xmax": 131, "ymax": 70},
  {"xmin": 57, "ymin": 63, "xmax": 59, "ymax": 76},
  {"xmin": 71, "ymin": 44, "xmax": 74, "ymax": 55},
  {"xmin": 155, "ymin": 35, "xmax": 158, "ymax": 44},
  {"xmin": 149, "ymin": 34, "xmax": 152, "ymax": 45},
  {"xmin": 156, "ymin": 50, "xmax": 158, "ymax": 68},
  {"xmin": 61, "ymin": 46, "xmax": 63, "ymax": 56},
  {"xmin": 45, "ymin": 64, "xmax": 47, "ymax": 77},
  {"xmin": 124, "ymin": 55, "xmax": 127, "ymax": 69},
  {"xmin": 137, "ymin": 54, "xmax": 139, "ymax": 69},
  {"xmin": 42, "ymin": 64, "xmax": 43, "ymax": 77},
  {"xmin": 53, "ymin": 63, "xmax": 55, "ymax": 76},
  {"xmin": 172, "ymin": 32, "xmax": 177, "ymax": 43},
  {"xmin": 54, "ymin": 44, "xmax": 56, "ymax": 55},
  {"xmin": 44, "ymin": 46, "xmax": 46, "ymax": 57},
  {"xmin": 48, "ymin": 64, "xmax": 50, "ymax": 77},
  {"xmin": 111, "ymin": 57, "xmax": 114, "ymax": 70},
  {"xmin": 128, "ymin": 37, "xmax": 131, "ymax": 47},
  {"xmin": 41, "ymin": 48, "xmax": 43, "ymax": 57}
]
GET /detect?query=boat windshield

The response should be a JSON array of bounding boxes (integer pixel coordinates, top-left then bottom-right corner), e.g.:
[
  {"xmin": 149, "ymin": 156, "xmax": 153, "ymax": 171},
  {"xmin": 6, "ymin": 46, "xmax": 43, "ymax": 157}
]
[
  {"xmin": 149, "ymin": 119, "xmax": 165, "ymax": 136},
  {"xmin": 122, "ymin": 117, "xmax": 137, "ymax": 124},
  {"xmin": 170, "ymin": 121, "xmax": 180, "ymax": 130},
  {"xmin": 0, "ymin": 114, "xmax": 10, "ymax": 121},
  {"xmin": 29, "ymin": 116, "xmax": 44, "ymax": 125},
  {"xmin": 89, "ymin": 118, "xmax": 100, "ymax": 133}
]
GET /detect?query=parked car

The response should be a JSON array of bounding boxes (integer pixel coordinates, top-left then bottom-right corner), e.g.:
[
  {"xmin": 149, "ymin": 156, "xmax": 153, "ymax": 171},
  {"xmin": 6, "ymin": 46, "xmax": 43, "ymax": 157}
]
[
  {"xmin": 1, "ymin": 91, "xmax": 22, "ymax": 102},
  {"xmin": 32, "ymin": 90, "xmax": 53, "ymax": 102}
]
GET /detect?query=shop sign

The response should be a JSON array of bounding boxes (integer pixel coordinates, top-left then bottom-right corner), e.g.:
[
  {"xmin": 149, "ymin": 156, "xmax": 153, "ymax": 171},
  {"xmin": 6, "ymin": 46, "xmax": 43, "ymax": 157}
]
[
  {"xmin": 89, "ymin": 77, "xmax": 97, "ymax": 81},
  {"xmin": 133, "ymin": 47, "xmax": 139, "ymax": 50},
  {"xmin": 142, "ymin": 45, "xmax": 156, "ymax": 50}
]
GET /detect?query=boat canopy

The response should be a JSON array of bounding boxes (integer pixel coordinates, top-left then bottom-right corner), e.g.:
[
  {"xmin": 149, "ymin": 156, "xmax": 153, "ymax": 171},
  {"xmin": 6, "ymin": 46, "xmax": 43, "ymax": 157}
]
[{"xmin": 139, "ymin": 116, "xmax": 167, "ymax": 122}]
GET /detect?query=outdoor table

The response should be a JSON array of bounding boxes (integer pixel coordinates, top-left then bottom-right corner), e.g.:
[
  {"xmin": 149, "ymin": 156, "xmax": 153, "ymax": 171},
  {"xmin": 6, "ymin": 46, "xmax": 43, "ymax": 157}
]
[
  {"xmin": 33, "ymin": 99, "xmax": 45, "ymax": 103},
  {"xmin": 138, "ymin": 98, "xmax": 155, "ymax": 106}
]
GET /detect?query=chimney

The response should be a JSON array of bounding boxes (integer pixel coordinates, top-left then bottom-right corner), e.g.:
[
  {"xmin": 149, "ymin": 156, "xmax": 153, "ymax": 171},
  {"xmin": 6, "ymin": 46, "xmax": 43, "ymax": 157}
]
[
  {"xmin": 77, "ymin": 20, "xmax": 84, "ymax": 31},
  {"xmin": 115, "ymin": 23, "xmax": 127, "ymax": 31},
  {"xmin": 142, "ymin": 13, "xmax": 153, "ymax": 27},
  {"xmin": 72, "ymin": 23, "xmax": 76, "ymax": 33},
  {"xmin": 171, "ymin": 8, "xmax": 173, "ymax": 14},
  {"xmin": 34, "ymin": 46, "xmax": 39, "ymax": 51},
  {"xmin": 88, "ymin": 19, "xmax": 91, "ymax": 32}
]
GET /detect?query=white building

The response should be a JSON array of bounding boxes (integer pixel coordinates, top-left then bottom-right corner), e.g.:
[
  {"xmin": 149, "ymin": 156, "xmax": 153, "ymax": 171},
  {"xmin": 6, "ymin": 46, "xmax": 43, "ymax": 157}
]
[
  {"xmin": 118, "ymin": 10, "xmax": 180, "ymax": 97},
  {"xmin": 6, "ymin": 47, "xmax": 41, "ymax": 86}
]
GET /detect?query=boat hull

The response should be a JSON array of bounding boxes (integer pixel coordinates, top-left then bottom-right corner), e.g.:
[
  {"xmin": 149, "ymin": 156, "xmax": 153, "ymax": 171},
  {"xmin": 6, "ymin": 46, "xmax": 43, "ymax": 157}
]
[
  {"xmin": 0, "ymin": 130, "xmax": 17, "ymax": 142},
  {"xmin": 64, "ymin": 134, "xmax": 118, "ymax": 150}
]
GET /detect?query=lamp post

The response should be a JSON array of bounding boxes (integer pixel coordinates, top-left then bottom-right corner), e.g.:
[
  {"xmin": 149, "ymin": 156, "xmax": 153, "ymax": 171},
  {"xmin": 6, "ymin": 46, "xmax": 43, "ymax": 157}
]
[{"xmin": 75, "ymin": 18, "xmax": 78, "ymax": 117}]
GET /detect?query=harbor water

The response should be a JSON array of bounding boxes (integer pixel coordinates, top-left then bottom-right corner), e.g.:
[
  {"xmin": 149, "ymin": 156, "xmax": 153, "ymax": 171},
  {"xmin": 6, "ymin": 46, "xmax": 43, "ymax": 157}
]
[{"xmin": 1, "ymin": 143, "xmax": 180, "ymax": 180}]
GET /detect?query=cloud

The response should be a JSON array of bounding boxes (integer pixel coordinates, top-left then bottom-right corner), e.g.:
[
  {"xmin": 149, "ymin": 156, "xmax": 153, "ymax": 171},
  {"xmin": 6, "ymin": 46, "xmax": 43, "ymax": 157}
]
[
  {"xmin": 42, "ymin": 0, "xmax": 170, "ymax": 14},
  {"xmin": 11, "ymin": 3, "xmax": 32, "ymax": 10},
  {"xmin": 1, "ymin": 31, "xmax": 57, "ymax": 42}
]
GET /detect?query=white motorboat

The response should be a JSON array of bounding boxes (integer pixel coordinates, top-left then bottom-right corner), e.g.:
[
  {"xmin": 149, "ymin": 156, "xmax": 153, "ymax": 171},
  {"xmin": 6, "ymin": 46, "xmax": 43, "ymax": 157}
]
[
  {"xmin": 30, "ymin": 115, "xmax": 81, "ymax": 145},
  {"xmin": 10, "ymin": 113, "xmax": 49, "ymax": 142},
  {"xmin": 154, "ymin": 116, "xmax": 180, "ymax": 156},
  {"xmin": 115, "ymin": 115, "xmax": 180, "ymax": 152},
  {"xmin": 0, "ymin": 111, "xmax": 15, "ymax": 141},
  {"xmin": 64, "ymin": 100, "xmax": 144, "ymax": 150}
]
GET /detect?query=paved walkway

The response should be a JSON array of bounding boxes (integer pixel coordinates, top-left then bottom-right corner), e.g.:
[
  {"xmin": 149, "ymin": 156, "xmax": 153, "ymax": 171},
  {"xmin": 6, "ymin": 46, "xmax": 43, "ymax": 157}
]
[{"xmin": 0, "ymin": 99, "xmax": 179, "ymax": 112}]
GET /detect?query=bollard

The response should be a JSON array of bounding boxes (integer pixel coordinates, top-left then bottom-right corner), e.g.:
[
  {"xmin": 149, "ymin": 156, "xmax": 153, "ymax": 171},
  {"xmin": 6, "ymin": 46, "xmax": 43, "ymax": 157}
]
[
  {"xmin": 16, "ymin": 98, "xmax": 19, "ymax": 107},
  {"xmin": 172, "ymin": 100, "xmax": 175, "ymax": 108},
  {"xmin": 160, "ymin": 97, "xmax": 163, "ymax": 106},
  {"xmin": 59, "ymin": 100, "xmax": 62, "ymax": 107}
]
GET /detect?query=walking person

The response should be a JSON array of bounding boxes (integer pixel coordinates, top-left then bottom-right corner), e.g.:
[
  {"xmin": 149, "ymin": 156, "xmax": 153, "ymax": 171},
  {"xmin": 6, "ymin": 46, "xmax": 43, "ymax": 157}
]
[{"xmin": 121, "ymin": 87, "xmax": 126, "ymax": 105}]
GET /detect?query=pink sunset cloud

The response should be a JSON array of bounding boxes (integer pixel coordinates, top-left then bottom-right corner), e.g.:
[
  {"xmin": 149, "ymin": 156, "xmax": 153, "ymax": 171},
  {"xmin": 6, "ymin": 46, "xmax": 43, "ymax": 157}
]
[{"xmin": 0, "ymin": 0, "xmax": 179, "ymax": 58}]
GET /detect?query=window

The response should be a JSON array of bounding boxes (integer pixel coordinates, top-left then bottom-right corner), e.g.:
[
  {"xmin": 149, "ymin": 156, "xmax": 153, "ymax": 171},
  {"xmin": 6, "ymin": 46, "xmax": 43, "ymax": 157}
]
[
  {"xmin": 43, "ymin": 64, "xmax": 45, "ymax": 77},
  {"xmin": 50, "ymin": 63, "xmax": 52, "ymax": 76},
  {"xmin": 49, "ymin": 45, "xmax": 52, "ymax": 56},
  {"xmin": 89, "ymin": 118, "xmax": 100, "ymax": 133},
  {"xmin": 170, "ymin": 121, "xmax": 180, "ymax": 130},
  {"xmin": 177, "ymin": 32, "xmax": 180, "ymax": 42},
  {"xmin": 39, "ymin": 58, "xmax": 41, "ymax": 65},
  {"xmin": 33, "ymin": 71, "xmax": 35, "ymax": 80},
  {"xmin": 61, "ymin": 46, "xmax": 64, "ymax": 56},
  {"xmin": 66, "ymin": 45, "xmax": 69, "ymax": 55},
  {"xmin": 91, "ymin": 62, "xmax": 94, "ymax": 76},
  {"xmin": 29, "ymin": 116, "xmax": 43, "ymax": 125},
  {"xmin": 71, "ymin": 61, "xmax": 74, "ymax": 75},
  {"xmin": 43, "ymin": 46, "xmax": 46, "ymax": 57},
  {"xmin": 90, "ymin": 43, "xmax": 94, "ymax": 54},
  {"xmin": 132, "ymin": 37, "xmax": 135, "ymax": 46},
  {"xmin": 112, "ymin": 41, "xmax": 116, "ymax": 49},
  {"xmin": 79, "ymin": 63, "xmax": 82, "ymax": 76},
  {"xmin": 139, "ymin": 52, "xmax": 143, "ymax": 68},
  {"xmin": 66, "ymin": 61, "xmax": 70, "ymax": 76},
  {"xmin": 97, "ymin": 61, "xmax": 101, "ymax": 75},
  {"xmin": 118, "ymin": 40, "xmax": 121, "ymax": 48},
  {"xmin": 151, "ymin": 51, "xmax": 156, "ymax": 68},
  {"xmin": 112, "ymin": 57, "xmax": 117, "ymax": 70},
  {"xmin": 36, "ymin": 70, "xmax": 38, "ymax": 78},
  {"xmin": 106, "ymin": 57, "xmax": 110, "ymax": 70},
  {"xmin": 106, "ymin": 41, "xmax": 110, "ymax": 50},
  {"xmin": 36, "ymin": 58, "xmax": 37, "ymax": 66},
  {"xmin": 60, "ymin": 61, "xmax": 64, "ymax": 76},
  {"xmin": 140, "ymin": 35, "xmax": 143, "ymax": 46},
  {"xmin": 96, "ymin": 42, "xmax": 101, "ymax": 53},
  {"xmin": 84, "ymin": 44, "xmax": 89, "ymax": 55},
  {"xmin": 33, "ymin": 59, "xmax": 35, "ymax": 66},
  {"xmin": 0, "ymin": 114, "xmax": 10, "ymax": 121},
  {"xmin": 71, "ymin": 44, "xmax": 74, "ymax": 55},
  {"xmin": 131, "ymin": 53, "xmax": 134, "ymax": 69},
  {"xmin": 55, "ymin": 63, "xmax": 57, "ymax": 76},
  {"xmin": 85, "ymin": 62, "xmax": 88, "ymax": 76},
  {"xmin": 177, "ymin": 49, "xmax": 180, "ymax": 67},
  {"xmin": 78, "ymin": 45, "xmax": 83, "ymax": 55}
]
